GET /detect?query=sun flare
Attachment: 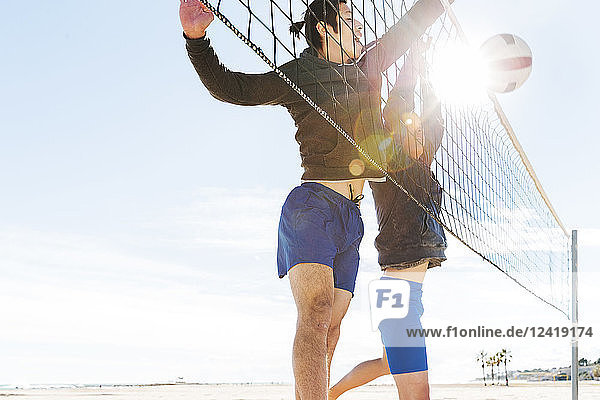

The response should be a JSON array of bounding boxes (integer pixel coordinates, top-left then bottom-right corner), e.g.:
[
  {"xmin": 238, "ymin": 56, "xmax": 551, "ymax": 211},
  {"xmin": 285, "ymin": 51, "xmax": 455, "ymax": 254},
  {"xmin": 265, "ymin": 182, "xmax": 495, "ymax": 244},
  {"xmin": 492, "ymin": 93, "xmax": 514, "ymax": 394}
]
[{"xmin": 430, "ymin": 42, "xmax": 489, "ymax": 105}]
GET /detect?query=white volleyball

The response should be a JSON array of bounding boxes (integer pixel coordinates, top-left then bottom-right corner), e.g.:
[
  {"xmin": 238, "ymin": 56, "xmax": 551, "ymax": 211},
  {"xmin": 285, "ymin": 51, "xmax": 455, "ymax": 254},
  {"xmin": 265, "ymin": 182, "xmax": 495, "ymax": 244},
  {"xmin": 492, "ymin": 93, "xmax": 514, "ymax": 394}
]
[{"xmin": 479, "ymin": 34, "xmax": 533, "ymax": 93}]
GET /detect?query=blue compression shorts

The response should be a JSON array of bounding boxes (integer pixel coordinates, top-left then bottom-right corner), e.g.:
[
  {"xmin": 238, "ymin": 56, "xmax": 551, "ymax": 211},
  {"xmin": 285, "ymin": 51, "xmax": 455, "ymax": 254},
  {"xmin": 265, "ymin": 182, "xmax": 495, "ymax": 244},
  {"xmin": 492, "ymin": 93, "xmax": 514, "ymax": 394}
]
[
  {"xmin": 277, "ymin": 182, "xmax": 364, "ymax": 294},
  {"xmin": 378, "ymin": 277, "xmax": 428, "ymax": 374}
]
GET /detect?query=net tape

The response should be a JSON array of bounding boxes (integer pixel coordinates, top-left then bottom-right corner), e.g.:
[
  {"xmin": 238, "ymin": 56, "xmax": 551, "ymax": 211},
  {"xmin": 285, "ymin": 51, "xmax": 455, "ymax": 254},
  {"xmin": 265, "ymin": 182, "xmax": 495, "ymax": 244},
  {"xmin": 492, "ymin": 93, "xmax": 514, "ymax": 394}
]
[{"xmin": 200, "ymin": 0, "xmax": 570, "ymax": 316}]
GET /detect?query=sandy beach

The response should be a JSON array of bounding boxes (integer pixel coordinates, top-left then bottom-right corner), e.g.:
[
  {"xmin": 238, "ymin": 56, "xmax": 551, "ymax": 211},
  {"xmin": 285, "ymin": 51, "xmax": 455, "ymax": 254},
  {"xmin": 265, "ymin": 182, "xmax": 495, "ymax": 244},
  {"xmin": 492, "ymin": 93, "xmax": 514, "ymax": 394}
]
[{"xmin": 1, "ymin": 382, "xmax": 598, "ymax": 399}]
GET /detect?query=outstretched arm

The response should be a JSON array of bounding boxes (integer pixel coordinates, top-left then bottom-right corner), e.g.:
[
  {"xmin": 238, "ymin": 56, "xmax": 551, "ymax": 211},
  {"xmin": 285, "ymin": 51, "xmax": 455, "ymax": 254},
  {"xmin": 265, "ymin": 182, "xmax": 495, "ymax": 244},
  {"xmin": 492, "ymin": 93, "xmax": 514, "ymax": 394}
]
[
  {"xmin": 383, "ymin": 46, "xmax": 422, "ymax": 161},
  {"xmin": 383, "ymin": 49, "xmax": 419, "ymax": 130},
  {"xmin": 366, "ymin": 0, "xmax": 452, "ymax": 73},
  {"xmin": 383, "ymin": 39, "xmax": 443, "ymax": 166},
  {"xmin": 420, "ymin": 65, "xmax": 444, "ymax": 166},
  {"xmin": 180, "ymin": 0, "xmax": 293, "ymax": 106}
]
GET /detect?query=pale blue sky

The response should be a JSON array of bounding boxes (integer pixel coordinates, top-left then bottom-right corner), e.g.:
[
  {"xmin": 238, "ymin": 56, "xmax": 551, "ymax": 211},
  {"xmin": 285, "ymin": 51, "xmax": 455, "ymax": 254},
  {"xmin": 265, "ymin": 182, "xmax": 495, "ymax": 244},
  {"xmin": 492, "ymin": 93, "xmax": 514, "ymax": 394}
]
[{"xmin": 0, "ymin": 0, "xmax": 599, "ymax": 386}]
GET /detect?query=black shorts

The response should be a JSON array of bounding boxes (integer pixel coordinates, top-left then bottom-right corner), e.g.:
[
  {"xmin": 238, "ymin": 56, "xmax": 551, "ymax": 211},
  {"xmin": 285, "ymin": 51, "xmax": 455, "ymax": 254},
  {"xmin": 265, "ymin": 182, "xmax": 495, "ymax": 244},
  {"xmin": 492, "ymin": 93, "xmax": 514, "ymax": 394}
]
[{"xmin": 369, "ymin": 161, "xmax": 447, "ymax": 268}]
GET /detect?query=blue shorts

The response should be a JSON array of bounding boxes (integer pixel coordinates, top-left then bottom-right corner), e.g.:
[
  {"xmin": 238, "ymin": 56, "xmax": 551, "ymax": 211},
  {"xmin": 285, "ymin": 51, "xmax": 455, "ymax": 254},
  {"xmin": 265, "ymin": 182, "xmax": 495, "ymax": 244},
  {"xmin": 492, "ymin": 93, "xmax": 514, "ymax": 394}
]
[
  {"xmin": 277, "ymin": 182, "xmax": 364, "ymax": 294},
  {"xmin": 379, "ymin": 277, "xmax": 428, "ymax": 374}
]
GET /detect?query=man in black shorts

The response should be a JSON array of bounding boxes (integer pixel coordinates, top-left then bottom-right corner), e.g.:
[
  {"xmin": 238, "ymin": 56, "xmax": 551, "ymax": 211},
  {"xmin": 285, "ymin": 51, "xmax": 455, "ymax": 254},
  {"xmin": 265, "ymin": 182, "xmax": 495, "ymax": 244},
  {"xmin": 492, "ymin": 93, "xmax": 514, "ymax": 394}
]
[{"xmin": 330, "ymin": 41, "xmax": 447, "ymax": 400}]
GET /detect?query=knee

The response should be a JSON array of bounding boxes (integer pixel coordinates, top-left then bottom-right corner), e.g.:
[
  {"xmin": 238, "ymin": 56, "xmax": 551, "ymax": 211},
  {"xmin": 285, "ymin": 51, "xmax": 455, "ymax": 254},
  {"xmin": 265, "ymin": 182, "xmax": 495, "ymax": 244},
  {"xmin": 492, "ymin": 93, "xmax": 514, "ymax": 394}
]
[
  {"xmin": 328, "ymin": 320, "xmax": 341, "ymax": 337},
  {"xmin": 298, "ymin": 297, "xmax": 333, "ymax": 333},
  {"xmin": 326, "ymin": 322, "xmax": 341, "ymax": 347}
]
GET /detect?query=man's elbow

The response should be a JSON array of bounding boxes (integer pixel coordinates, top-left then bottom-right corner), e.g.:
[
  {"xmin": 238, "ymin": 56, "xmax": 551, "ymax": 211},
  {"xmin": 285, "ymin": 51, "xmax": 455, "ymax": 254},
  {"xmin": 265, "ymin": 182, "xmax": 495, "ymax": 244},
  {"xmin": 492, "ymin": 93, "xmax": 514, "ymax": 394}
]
[
  {"xmin": 209, "ymin": 90, "xmax": 236, "ymax": 104},
  {"xmin": 202, "ymin": 84, "xmax": 246, "ymax": 105}
]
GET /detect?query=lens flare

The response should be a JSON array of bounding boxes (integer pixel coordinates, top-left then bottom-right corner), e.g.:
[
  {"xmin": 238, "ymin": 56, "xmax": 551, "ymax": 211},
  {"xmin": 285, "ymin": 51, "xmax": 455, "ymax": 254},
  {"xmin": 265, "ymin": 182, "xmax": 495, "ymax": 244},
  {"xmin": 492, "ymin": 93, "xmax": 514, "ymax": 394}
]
[{"xmin": 348, "ymin": 159, "xmax": 366, "ymax": 176}]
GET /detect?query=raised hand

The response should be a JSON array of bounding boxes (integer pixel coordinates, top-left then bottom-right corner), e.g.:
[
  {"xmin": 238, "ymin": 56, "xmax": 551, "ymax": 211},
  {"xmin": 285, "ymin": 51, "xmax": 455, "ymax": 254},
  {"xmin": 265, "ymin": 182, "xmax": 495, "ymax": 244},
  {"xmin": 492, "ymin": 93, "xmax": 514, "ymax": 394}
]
[{"xmin": 180, "ymin": 0, "xmax": 215, "ymax": 39}]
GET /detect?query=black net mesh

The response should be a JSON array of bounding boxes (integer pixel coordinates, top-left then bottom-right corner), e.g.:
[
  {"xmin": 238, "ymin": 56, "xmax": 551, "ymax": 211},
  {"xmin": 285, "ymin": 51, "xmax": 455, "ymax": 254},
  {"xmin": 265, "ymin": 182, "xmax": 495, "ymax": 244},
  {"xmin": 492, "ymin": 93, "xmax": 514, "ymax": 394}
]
[{"xmin": 196, "ymin": 0, "xmax": 570, "ymax": 316}]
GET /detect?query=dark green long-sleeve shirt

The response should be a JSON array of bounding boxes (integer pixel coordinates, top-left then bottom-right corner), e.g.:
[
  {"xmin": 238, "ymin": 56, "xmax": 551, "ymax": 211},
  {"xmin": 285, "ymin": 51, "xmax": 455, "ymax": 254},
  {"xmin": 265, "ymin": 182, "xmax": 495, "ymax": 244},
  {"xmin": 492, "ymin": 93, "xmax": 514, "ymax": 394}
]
[{"xmin": 186, "ymin": 0, "xmax": 446, "ymax": 181}]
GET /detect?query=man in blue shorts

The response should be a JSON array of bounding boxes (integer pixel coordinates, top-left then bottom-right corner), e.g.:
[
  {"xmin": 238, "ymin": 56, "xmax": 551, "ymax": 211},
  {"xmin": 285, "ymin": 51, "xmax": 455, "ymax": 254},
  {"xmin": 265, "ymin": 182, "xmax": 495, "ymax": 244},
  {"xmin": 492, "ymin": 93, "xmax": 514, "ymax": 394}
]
[{"xmin": 180, "ymin": 1, "xmax": 450, "ymax": 398}]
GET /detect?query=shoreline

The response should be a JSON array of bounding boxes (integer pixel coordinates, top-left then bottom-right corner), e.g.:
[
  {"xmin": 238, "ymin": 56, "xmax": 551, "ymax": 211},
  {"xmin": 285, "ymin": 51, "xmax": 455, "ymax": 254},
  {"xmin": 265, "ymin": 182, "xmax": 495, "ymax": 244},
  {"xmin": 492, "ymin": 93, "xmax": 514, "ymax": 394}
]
[
  {"xmin": 2, "ymin": 380, "xmax": 599, "ymax": 389},
  {"xmin": 2, "ymin": 382, "xmax": 599, "ymax": 400}
]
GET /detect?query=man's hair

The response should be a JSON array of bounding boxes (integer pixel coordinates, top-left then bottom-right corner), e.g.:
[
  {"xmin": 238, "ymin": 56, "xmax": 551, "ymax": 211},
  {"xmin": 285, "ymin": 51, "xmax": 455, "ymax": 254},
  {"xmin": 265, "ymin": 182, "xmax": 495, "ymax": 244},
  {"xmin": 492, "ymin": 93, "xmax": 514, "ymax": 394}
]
[{"xmin": 290, "ymin": 0, "xmax": 347, "ymax": 50}]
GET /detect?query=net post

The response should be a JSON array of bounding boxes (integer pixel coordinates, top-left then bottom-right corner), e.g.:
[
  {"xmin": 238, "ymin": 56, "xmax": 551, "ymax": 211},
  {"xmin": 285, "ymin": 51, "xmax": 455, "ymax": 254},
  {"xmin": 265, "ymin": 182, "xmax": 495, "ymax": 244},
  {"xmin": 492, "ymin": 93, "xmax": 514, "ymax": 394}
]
[{"xmin": 571, "ymin": 230, "xmax": 578, "ymax": 400}]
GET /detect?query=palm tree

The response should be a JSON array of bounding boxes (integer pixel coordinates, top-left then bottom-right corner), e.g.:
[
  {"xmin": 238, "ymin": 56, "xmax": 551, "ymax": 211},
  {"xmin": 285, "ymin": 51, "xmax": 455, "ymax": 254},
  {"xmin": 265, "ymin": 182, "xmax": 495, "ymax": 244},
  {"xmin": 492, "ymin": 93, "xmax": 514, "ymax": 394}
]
[
  {"xmin": 495, "ymin": 352, "xmax": 503, "ymax": 385},
  {"xmin": 487, "ymin": 355, "xmax": 495, "ymax": 385},
  {"xmin": 477, "ymin": 351, "xmax": 488, "ymax": 386},
  {"xmin": 500, "ymin": 349, "xmax": 512, "ymax": 386}
]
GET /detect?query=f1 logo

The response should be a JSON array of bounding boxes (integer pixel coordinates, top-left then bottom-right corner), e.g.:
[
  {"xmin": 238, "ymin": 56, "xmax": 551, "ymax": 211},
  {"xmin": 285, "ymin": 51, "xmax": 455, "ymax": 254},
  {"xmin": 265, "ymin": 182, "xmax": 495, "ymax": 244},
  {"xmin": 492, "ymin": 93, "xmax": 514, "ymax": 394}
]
[{"xmin": 368, "ymin": 279, "xmax": 411, "ymax": 331}]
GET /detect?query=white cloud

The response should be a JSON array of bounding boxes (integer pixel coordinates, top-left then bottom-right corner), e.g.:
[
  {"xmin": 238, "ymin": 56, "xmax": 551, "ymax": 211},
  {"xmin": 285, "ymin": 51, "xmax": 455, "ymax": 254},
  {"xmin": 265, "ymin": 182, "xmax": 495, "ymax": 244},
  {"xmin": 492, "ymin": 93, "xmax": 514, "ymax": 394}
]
[{"xmin": 151, "ymin": 186, "xmax": 286, "ymax": 252}]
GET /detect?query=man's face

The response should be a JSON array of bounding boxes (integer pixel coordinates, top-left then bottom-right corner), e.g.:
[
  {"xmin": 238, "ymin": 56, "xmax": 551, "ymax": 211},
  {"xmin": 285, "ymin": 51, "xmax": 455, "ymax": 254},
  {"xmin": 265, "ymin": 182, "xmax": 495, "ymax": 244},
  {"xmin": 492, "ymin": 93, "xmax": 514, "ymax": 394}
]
[{"xmin": 321, "ymin": 3, "xmax": 363, "ymax": 62}]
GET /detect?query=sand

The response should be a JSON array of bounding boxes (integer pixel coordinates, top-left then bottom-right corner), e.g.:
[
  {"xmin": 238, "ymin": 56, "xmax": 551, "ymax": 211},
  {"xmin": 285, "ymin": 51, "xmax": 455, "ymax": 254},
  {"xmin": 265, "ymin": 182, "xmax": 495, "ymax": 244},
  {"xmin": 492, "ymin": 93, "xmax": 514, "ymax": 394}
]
[{"xmin": 0, "ymin": 382, "xmax": 599, "ymax": 399}]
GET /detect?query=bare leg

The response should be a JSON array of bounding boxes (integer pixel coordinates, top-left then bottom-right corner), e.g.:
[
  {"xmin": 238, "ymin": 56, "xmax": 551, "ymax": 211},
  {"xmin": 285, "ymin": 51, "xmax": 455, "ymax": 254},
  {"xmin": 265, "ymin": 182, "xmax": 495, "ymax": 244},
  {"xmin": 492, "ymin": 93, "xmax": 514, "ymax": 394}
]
[
  {"xmin": 326, "ymin": 288, "xmax": 352, "ymax": 384},
  {"xmin": 329, "ymin": 348, "xmax": 390, "ymax": 399},
  {"xmin": 289, "ymin": 263, "xmax": 335, "ymax": 400},
  {"xmin": 393, "ymin": 371, "xmax": 429, "ymax": 400},
  {"xmin": 383, "ymin": 262, "xmax": 428, "ymax": 283}
]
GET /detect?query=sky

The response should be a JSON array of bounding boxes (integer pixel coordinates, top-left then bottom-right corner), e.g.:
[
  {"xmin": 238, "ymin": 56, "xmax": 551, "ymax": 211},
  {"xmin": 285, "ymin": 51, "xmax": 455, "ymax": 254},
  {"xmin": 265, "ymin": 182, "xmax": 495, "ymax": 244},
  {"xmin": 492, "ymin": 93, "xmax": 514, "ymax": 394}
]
[{"xmin": 0, "ymin": 0, "xmax": 599, "ymax": 387}]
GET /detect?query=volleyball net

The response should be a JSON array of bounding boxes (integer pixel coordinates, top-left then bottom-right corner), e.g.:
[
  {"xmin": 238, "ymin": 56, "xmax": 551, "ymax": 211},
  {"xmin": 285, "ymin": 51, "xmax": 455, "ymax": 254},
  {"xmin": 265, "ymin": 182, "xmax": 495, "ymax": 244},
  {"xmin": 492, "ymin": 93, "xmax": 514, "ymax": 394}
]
[{"xmin": 198, "ymin": 0, "xmax": 571, "ymax": 316}]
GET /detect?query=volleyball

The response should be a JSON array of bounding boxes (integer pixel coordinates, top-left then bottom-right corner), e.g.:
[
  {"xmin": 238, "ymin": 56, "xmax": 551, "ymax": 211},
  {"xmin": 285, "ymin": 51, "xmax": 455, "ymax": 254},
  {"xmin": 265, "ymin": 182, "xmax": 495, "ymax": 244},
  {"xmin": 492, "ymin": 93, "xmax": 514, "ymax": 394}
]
[{"xmin": 479, "ymin": 33, "xmax": 533, "ymax": 93}]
